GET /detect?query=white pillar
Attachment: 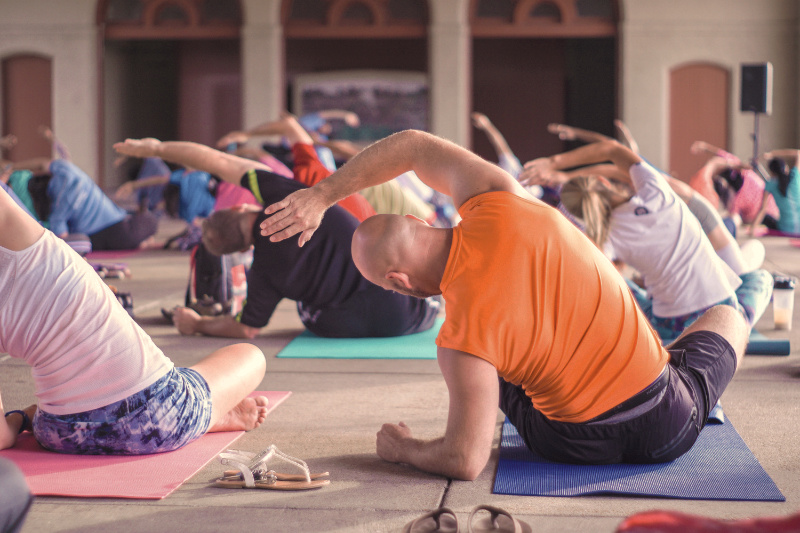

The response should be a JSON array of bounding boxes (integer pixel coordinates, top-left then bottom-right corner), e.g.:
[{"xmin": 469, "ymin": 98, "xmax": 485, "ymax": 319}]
[
  {"xmin": 428, "ymin": 0, "xmax": 471, "ymax": 147},
  {"xmin": 241, "ymin": 0, "xmax": 284, "ymax": 127}
]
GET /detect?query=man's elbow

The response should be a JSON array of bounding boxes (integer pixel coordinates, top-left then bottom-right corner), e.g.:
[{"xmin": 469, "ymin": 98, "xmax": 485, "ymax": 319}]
[{"xmin": 449, "ymin": 450, "xmax": 489, "ymax": 481}]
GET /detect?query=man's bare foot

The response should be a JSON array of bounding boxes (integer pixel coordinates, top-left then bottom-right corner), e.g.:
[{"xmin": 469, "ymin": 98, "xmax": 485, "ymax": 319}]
[{"xmin": 208, "ymin": 396, "xmax": 269, "ymax": 433}]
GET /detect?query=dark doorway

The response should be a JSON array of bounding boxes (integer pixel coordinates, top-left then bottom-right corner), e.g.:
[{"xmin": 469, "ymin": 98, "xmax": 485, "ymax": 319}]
[{"xmin": 471, "ymin": 37, "xmax": 616, "ymax": 166}]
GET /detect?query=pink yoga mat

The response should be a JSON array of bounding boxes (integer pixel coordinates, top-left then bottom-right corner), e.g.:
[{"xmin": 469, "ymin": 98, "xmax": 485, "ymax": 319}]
[{"xmin": 0, "ymin": 391, "xmax": 290, "ymax": 499}]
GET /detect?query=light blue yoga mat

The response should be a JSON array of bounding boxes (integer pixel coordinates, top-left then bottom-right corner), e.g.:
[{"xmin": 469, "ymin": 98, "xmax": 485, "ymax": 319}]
[
  {"xmin": 276, "ymin": 317, "xmax": 443, "ymax": 359},
  {"xmin": 493, "ymin": 416, "xmax": 784, "ymax": 501}
]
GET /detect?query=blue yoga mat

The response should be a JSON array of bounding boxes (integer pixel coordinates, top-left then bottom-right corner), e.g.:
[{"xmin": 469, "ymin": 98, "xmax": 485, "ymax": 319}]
[
  {"xmin": 493, "ymin": 417, "xmax": 784, "ymax": 501},
  {"xmin": 276, "ymin": 318, "xmax": 443, "ymax": 359}
]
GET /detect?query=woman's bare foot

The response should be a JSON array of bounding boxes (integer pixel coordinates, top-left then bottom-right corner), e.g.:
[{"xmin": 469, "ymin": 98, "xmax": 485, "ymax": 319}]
[{"xmin": 208, "ymin": 396, "xmax": 269, "ymax": 433}]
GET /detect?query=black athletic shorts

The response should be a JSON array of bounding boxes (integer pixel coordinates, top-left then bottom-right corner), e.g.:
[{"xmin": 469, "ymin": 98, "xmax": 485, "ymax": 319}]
[
  {"xmin": 89, "ymin": 211, "xmax": 159, "ymax": 251},
  {"xmin": 499, "ymin": 330, "xmax": 737, "ymax": 464},
  {"xmin": 296, "ymin": 284, "xmax": 440, "ymax": 338}
]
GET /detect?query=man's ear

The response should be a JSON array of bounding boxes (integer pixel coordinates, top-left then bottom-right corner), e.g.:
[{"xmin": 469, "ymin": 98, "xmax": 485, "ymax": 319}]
[{"xmin": 386, "ymin": 271, "xmax": 412, "ymax": 289}]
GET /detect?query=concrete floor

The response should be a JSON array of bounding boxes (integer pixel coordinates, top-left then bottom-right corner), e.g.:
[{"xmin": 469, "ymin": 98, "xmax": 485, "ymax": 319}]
[{"xmin": 6, "ymin": 218, "xmax": 800, "ymax": 533}]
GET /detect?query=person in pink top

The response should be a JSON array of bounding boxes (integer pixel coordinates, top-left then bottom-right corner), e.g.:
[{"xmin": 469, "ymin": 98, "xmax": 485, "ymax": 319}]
[{"xmin": 691, "ymin": 141, "xmax": 779, "ymax": 227}]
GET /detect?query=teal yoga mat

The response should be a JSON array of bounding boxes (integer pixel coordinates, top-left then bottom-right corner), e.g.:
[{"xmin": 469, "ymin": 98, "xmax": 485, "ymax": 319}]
[
  {"xmin": 493, "ymin": 416, "xmax": 784, "ymax": 501},
  {"xmin": 747, "ymin": 330, "xmax": 790, "ymax": 355},
  {"xmin": 276, "ymin": 317, "xmax": 443, "ymax": 359}
]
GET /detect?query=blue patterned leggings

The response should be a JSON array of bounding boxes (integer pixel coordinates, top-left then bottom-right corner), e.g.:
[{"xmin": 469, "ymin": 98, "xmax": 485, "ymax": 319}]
[
  {"xmin": 628, "ymin": 269, "xmax": 774, "ymax": 341},
  {"xmin": 32, "ymin": 367, "xmax": 212, "ymax": 455}
]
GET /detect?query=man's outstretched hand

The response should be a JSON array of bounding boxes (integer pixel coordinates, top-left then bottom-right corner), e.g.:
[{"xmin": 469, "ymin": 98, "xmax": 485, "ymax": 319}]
[
  {"xmin": 113, "ymin": 138, "xmax": 162, "ymax": 159},
  {"xmin": 260, "ymin": 187, "xmax": 331, "ymax": 247}
]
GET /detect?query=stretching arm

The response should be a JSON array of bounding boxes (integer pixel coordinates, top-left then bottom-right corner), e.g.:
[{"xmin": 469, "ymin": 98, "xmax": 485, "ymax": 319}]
[
  {"xmin": 613, "ymin": 119, "xmax": 640, "ymax": 154},
  {"xmin": 472, "ymin": 112, "xmax": 515, "ymax": 160},
  {"xmin": 40, "ymin": 126, "xmax": 71, "ymax": 161},
  {"xmin": 521, "ymin": 139, "xmax": 641, "ymax": 188},
  {"xmin": 114, "ymin": 139, "xmax": 272, "ymax": 186},
  {"xmin": 260, "ymin": 129, "xmax": 528, "ymax": 245},
  {"xmin": 376, "ymin": 348, "xmax": 499, "ymax": 480},
  {"xmin": 114, "ymin": 174, "xmax": 170, "ymax": 200},
  {"xmin": 310, "ymin": 134, "xmax": 362, "ymax": 160},
  {"xmin": 691, "ymin": 141, "xmax": 742, "ymax": 165},
  {"xmin": 547, "ymin": 123, "xmax": 612, "ymax": 144},
  {"xmin": 316, "ymin": 109, "xmax": 360, "ymax": 128},
  {"xmin": 763, "ymin": 149, "xmax": 800, "ymax": 166},
  {"xmin": 217, "ymin": 115, "xmax": 315, "ymax": 149}
]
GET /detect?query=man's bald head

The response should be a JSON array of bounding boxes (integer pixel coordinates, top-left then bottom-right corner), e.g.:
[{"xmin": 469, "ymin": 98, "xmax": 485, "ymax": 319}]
[
  {"xmin": 352, "ymin": 214, "xmax": 440, "ymax": 298},
  {"xmin": 352, "ymin": 214, "xmax": 408, "ymax": 282}
]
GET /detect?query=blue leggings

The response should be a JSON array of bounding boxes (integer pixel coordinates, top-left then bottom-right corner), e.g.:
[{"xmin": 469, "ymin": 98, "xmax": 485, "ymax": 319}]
[
  {"xmin": 628, "ymin": 269, "xmax": 774, "ymax": 341},
  {"xmin": 33, "ymin": 367, "xmax": 212, "ymax": 455}
]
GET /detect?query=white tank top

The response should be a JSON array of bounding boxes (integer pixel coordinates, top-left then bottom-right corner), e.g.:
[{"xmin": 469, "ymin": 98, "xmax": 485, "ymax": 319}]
[{"xmin": 0, "ymin": 231, "xmax": 173, "ymax": 415}]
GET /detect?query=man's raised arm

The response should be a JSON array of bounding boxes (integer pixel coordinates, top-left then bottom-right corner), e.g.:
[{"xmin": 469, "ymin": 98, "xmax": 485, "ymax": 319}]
[
  {"xmin": 260, "ymin": 129, "xmax": 528, "ymax": 246},
  {"xmin": 113, "ymin": 138, "xmax": 272, "ymax": 185}
]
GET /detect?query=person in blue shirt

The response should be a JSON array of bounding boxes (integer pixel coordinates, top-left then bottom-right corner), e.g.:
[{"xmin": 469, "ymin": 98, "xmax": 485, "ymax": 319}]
[
  {"xmin": 116, "ymin": 166, "xmax": 219, "ymax": 226},
  {"xmin": 13, "ymin": 158, "xmax": 158, "ymax": 251},
  {"xmin": 752, "ymin": 149, "xmax": 800, "ymax": 235}
]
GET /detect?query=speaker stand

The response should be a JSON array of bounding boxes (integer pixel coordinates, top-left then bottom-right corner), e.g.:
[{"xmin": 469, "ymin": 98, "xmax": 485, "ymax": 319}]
[{"xmin": 750, "ymin": 111, "xmax": 761, "ymax": 166}]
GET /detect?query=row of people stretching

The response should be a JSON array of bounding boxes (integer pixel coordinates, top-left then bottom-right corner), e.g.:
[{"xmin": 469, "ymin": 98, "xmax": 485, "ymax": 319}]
[{"xmin": 0, "ymin": 118, "xmax": 787, "ymax": 530}]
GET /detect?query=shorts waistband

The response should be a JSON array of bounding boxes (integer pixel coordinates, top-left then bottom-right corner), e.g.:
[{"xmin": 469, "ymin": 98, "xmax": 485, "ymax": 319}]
[{"xmin": 587, "ymin": 365, "xmax": 669, "ymax": 424}]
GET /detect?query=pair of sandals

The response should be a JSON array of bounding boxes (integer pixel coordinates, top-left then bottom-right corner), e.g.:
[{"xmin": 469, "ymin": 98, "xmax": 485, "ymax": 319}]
[
  {"xmin": 211, "ymin": 445, "xmax": 330, "ymax": 491},
  {"xmin": 404, "ymin": 505, "xmax": 531, "ymax": 533}
]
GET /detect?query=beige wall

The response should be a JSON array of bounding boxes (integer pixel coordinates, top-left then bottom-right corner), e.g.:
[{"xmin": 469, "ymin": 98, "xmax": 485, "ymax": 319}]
[
  {"xmin": 620, "ymin": 0, "xmax": 799, "ymax": 168},
  {"xmin": 0, "ymin": 0, "xmax": 99, "ymax": 179}
]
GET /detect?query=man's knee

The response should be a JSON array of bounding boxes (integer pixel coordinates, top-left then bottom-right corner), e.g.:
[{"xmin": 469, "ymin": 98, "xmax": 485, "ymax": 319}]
[{"xmin": 691, "ymin": 305, "xmax": 748, "ymax": 356}]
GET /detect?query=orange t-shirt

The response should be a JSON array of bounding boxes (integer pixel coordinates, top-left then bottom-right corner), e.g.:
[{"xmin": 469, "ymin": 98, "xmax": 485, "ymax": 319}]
[
  {"xmin": 435, "ymin": 192, "xmax": 669, "ymax": 423},
  {"xmin": 291, "ymin": 144, "xmax": 375, "ymax": 222}
]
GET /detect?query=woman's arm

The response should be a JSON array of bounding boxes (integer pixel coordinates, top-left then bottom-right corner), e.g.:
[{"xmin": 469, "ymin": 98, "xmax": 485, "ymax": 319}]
[
  {"xmin": 763, "ymin": 149, "xmax": 800, "ymax": 166},
  {"xmin": 520, "ymin": 140, "xmax": 641, "ymax": 188},
  {"xmin": 114, "ymin": 174, "xmax": 170, "ymax": 200}
]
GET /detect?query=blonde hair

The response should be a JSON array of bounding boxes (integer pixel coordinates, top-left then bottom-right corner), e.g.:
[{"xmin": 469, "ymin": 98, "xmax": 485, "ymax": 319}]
[{"xmin": 560, "ymin": 176, "xmax": 615, "ymax": 249}]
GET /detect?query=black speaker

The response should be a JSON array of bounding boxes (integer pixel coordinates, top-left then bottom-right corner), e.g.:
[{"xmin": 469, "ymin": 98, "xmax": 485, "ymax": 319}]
[{"xmin": 740, "ymin": 63, "xmax": 772, "ymax": 115}]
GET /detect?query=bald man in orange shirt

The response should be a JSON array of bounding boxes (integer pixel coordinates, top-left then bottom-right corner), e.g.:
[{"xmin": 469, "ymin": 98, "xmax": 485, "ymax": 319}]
[{"xmin": 260, "ymin": 130, "xmax": 749, "ymax": 480}]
